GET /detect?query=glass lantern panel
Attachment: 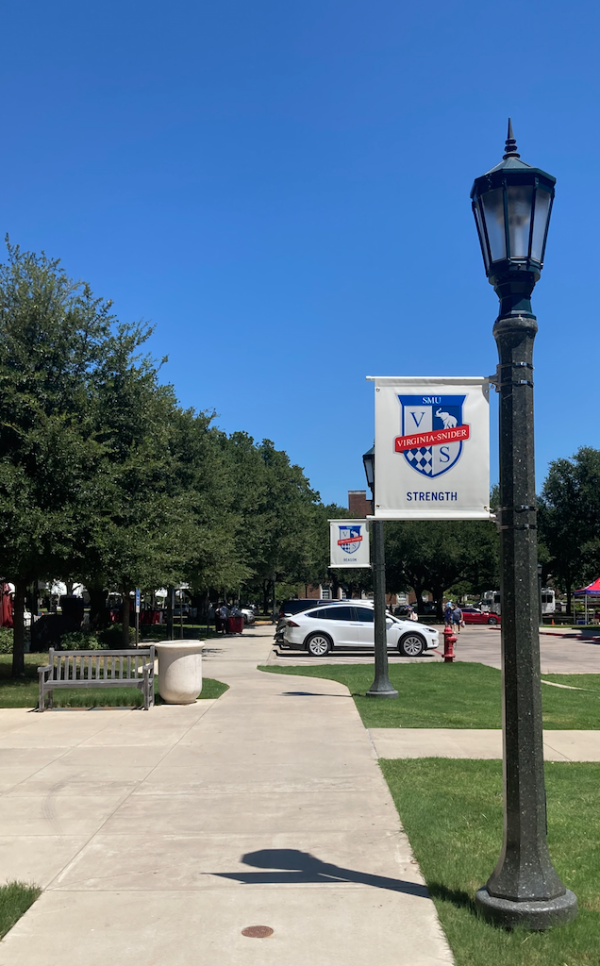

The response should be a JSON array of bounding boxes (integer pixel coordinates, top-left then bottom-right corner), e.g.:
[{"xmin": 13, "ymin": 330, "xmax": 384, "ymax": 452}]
[
  {"xmin": 506, "ymin": 185, "xmax": 533, "ymax": 258},
  {"xmin": 481, "ymin": 187, "xmax": 506, "ymax": 262},
  {"xmin": 473, "ymin": 201, "xmax": 490, "ymax": 271},
  {"xmin": 531, "ymin": 188, "xmax": 552, "ymax": 262}
]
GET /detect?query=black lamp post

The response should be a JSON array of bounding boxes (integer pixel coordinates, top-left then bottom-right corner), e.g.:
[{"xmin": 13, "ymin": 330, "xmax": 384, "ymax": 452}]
[
  {"xmin": 362, "ymin": 446, "xmax": 398, "ymax": 699},
  {"xmin": 471, "ymin": 121, "xmax": 577, "ymax": 929}
]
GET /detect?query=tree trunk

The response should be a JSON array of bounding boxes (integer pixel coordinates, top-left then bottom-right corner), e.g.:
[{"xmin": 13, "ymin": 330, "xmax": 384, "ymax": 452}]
[
  {"xmin": 411, "ymin": 580, "xmax": 425, "ymax": 614},
  {"xmin": 434, "ymin": 584, "xmax": 445, "ymax": 619},
  {"xmin": 566, "ymin": 585, "xmax": 572, "ymax": 616},
  {"xmin": 12, "ymin": 578, "xmax": 27, "ymax": 677},
  {"xmin": 88, "ymin": 584, "xmax": 109, "ymax": 629},
  {"xmin": 262, "ymin": 580, "xmax": 269, "ymax": 615},
  {"xmin": 121, "ymin": 589, "xmax": 131, "ymax": 647}
]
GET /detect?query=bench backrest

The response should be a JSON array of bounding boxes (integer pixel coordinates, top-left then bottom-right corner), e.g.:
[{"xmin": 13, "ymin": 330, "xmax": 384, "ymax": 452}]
[{"xmin": 47, "ymin": 647, "xmax": 155, "ymax": 683}]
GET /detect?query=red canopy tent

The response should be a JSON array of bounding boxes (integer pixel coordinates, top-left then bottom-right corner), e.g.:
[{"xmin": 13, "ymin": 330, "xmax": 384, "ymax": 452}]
[{"xmin": 573, "ymin": 578, "xmax": 600, "ymax": 622}]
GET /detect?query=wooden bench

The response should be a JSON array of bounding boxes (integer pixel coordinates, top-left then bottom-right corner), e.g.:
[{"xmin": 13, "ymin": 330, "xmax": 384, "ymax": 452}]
[{"xmin": 38, "ymin": 647, "xmax": 156, "ymax": 712}]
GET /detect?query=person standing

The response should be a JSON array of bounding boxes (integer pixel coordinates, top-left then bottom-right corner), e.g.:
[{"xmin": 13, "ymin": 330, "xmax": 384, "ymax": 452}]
[
  {"xmin": 444, "ymin": 601, "xmax": 453, "ymax": 627},
  {"xmin": 216, "ymin": 601, "xmax": 229, "ymax": 634},
  {"xmin": 451, "ymin": 603, "xmax": 463, "ymax": 634}
]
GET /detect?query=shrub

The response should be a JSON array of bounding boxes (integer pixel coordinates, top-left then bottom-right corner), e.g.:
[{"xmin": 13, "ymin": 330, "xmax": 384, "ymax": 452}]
[
  {"xmin": 0, "ymin": 628, "xmax": 13, "ymax": 654},
  {"xmin": 60, "ymin": 631, "xmax": 106, "ymax": 650},
  {"xmin": 97, "ymin": 623, "xmax": 135, "ymax": 647}
]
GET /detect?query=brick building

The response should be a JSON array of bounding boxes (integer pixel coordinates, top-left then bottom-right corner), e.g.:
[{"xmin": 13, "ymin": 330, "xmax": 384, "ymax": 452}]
[{"xmin": 348, "ymin": 490, "xmax": 373, "ymax": 517}]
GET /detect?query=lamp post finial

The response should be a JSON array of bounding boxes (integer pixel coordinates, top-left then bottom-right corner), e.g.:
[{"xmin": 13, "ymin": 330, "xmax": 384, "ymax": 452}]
[{"xmin": 503, "ymin": 118, "xmax": 520, "ymax": 160}]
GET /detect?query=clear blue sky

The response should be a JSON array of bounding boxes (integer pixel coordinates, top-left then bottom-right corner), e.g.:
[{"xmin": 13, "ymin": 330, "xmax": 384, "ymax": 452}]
[{"xmin": 1, "ymin": 1, "xmax": 598, "ymax": 505}]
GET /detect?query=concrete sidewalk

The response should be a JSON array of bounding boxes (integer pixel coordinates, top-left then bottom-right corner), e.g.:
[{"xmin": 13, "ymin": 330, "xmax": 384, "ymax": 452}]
[
  {"xmin": 0, "ymin": 627, "xmax": 453, "ymax": 966},
  {"xmin": 369, "ymin": 728, "xmax": 600, "ymax": 761}
]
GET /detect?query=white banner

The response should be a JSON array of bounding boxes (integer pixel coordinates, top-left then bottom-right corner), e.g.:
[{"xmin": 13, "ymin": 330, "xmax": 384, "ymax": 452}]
[
  {"xmin": 368, "ymin": 376, "xmax": 491, "ymax": 520},
  {"xmin": 329, "ymin": 520, "xmax": 371, "ymax": 568}
]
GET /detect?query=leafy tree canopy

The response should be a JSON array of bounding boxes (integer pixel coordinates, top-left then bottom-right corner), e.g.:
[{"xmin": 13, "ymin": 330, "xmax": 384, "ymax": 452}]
[{"xmin": 538, "ymin": 447, "xmax": 600, "ymax": 611}]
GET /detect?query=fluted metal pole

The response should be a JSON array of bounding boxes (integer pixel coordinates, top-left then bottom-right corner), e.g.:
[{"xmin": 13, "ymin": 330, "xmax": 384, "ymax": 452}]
[
  {"xmin": 475, "ymin": 312, "xmax": 577, "ymax": 929},
  {"xmin": 366, "ymin": 520, "xmax": 398, "ymax": 699}
]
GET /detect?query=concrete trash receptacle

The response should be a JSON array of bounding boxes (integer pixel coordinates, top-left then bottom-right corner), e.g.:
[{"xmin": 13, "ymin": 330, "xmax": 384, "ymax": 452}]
[{"xmin": 155, "ymin": 640, "xmax": 205, "ymax": 704}]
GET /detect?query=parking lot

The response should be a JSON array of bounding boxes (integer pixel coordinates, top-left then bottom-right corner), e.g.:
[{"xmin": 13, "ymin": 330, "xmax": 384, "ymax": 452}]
[{"xmin": 269, "ymin": 625, "xmax": 600, "ymax": 674}]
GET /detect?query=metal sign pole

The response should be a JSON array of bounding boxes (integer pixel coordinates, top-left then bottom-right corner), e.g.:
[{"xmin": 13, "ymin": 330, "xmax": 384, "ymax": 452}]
[{"xmin": 135, "ymin": 588, "xmax": 140, "ymax": 648}]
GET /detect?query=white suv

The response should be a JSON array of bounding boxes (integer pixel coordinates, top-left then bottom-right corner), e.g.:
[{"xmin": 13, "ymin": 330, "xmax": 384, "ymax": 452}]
[{"xmin": 282, "ymin": 603, "xmax": 439, "ymax": 657}]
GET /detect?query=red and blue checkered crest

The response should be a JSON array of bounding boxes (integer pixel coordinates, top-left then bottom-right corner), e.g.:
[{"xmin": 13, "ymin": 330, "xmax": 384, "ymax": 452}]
[
  {"xmin": 395, "ymin": 395, "xmax": 468, "ymax": 478},
  {"xmin": 337, "ymin": 525, "xmax": 363, "ymax": 555}
]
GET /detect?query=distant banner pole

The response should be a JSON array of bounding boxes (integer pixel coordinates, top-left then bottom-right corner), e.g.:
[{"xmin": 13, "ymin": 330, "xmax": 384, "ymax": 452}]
[{"xmin": 135, "ymin": 588, "xmax": 140, "ymax": 647}]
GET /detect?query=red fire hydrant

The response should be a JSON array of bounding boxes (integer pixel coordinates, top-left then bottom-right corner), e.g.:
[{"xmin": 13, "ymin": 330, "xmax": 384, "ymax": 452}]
[{"xmin": 443, "ymin": 625, "xmax": 456, "ymax": 663}]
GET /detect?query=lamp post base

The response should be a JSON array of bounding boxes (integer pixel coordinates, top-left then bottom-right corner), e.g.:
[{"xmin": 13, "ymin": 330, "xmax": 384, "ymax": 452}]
[
  {"xmin": 475, "ymin": 887, "xmax": 578, "ymax": 931},
  {"xmin": 365, "ymin": 683, "xmax": 399, "ymax": 699}
]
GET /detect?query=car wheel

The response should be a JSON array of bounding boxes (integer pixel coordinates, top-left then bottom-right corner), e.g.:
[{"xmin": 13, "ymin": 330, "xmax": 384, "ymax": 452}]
[
  {"xmin": 488, "ymin": 616, "xmax": 498, "ymax": 625},
  {"xmin": 399, "ymin": 633, "xmax": 425, "ymax": 657},
  {"xmin": 305, "ymin": 633, "xmax": 332, "ymax": 657}
]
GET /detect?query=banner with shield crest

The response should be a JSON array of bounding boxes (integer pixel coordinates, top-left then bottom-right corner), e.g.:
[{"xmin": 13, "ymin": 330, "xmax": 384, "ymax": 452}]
[
  {"xmin": 368, "ymin": 376, "xmax": 491, "ymax": 520},
  {"xmin": 329, "ymin": 520, "xmax": 370, "ymax": 568}
]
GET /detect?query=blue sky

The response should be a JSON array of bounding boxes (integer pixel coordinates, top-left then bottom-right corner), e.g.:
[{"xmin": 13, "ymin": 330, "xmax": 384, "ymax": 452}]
[{"xmin": 1, "ymin": 0, "xmax": 598, "ymax": 505}]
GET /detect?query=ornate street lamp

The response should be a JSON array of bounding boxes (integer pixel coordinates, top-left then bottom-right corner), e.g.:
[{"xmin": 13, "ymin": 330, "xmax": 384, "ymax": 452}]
[
  {"xmin": 362, "ymin": 446, "xmax": 398, "ymax": 699},
  {"xmin": 472, "ymin": 119, "xmax": 555, "ymax": 320},
  {"xmin": 362, "ymin": 446, "xmax": 375, "ymax": 496},
  {"xmin": 471, "ymin": 122, "xmax": 577, "ymax": 929}
]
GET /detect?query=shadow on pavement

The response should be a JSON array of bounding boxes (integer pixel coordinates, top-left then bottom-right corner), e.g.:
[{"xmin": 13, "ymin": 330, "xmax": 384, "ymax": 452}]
[
  {"xmin": 280, "ymin": 690, "xmax": 352, "ymax": 698},
  {"xmin": 211, "ymin": 848, "xmax": 430, "ymax": 898}
]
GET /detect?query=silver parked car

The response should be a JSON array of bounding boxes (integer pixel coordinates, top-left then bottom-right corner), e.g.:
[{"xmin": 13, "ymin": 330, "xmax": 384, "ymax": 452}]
[{"xmin": 282, "ymin": 603, "xmax": 439, "ymax": 657}]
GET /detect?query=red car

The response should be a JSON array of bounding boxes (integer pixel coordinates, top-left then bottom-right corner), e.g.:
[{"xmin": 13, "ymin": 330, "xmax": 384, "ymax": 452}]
[{"xmin": 460, "ymin": 606, "xmax": 501, "ymax": 626}]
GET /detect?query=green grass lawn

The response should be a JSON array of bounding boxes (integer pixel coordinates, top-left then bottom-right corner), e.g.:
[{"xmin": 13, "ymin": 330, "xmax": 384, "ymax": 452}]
[
  {"xmin": 259, "ymin": 662, "xmax": 600, "ymax": 729},
  {"xmin": 0, "ymin": 653, "xmax": 228, "ymax": 708},
  {"xmin": 381, "ymin": 758, "xmax": 600, "ymax": 966},
  {"xmin": 0, "ymin": 882, "xmax": 41, "ymax": 940}
]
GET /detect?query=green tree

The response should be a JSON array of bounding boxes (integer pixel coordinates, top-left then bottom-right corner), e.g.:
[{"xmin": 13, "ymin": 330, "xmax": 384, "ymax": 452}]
[
  {"xmin": 224, "ymin": 435, "xmax": 324, "ymax": 610},
  {"xmin": 80, "ymin": 324, "xmax": 193, "ymax": 644},
  {"xmin": 385, "ymin": 519, "xmax": 499, "ymax": 616},
  {"xmin": 538, "ymin": 447, "xmax": 600, "ymax": 613},
  {"xmin": 0, "ymin": 241, "xmax": 113, "ymax": 674},
  {"xmin": 172, "ymin": 413, "xmax": 249, "ymax": 600}
]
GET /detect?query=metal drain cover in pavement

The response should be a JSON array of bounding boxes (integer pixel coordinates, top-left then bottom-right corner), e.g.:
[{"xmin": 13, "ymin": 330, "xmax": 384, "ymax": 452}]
[{"xmin": 241, "ymin": 926, "xmax": 274, "ymax": 939}]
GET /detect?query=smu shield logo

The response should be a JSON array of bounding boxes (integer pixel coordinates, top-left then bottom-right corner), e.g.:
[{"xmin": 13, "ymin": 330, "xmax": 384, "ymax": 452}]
[
  {"xmin": 395, "ymin": 395, "xmax": 468, "ymax": 478},
  {"xmin": 338, "ymin": 525, "xmax": 363, "ymax": 555}
]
